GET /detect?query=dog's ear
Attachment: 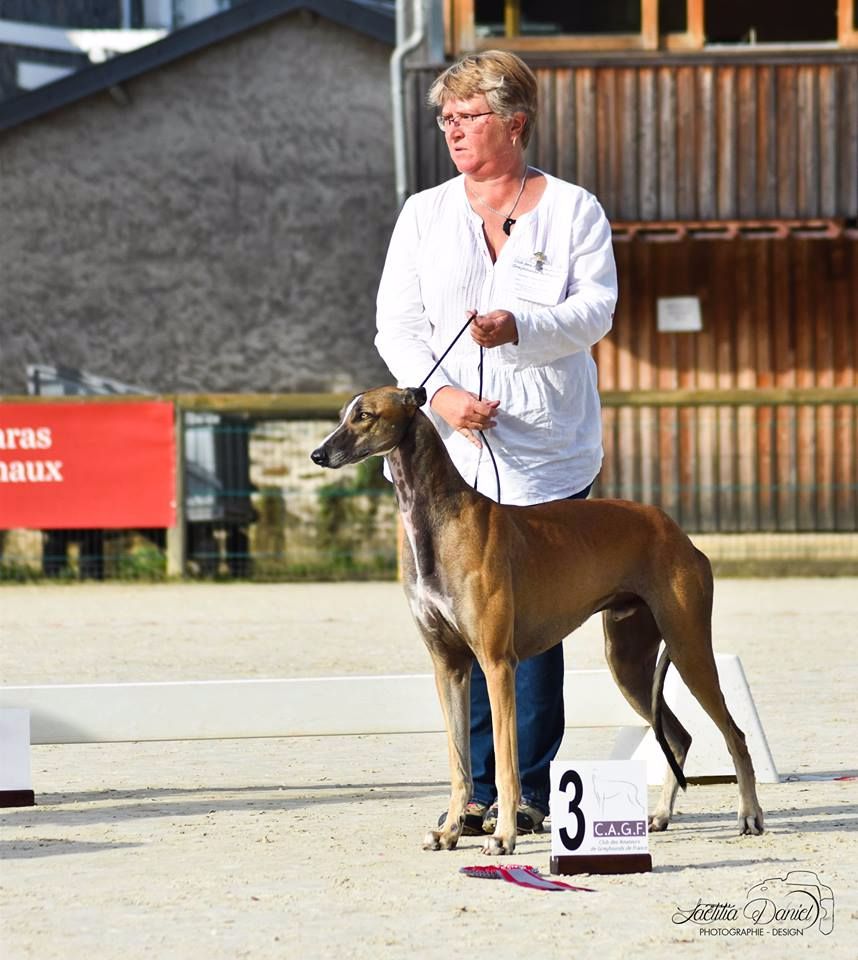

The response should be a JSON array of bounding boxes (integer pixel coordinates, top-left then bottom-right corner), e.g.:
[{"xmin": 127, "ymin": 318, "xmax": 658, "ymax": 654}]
[{"xmin": 402, "ymin": 387, "xmax": 427, "ymax": 410}]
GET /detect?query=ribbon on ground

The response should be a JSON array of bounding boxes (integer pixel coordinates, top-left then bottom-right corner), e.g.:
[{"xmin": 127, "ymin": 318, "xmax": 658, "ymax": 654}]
[{"xmin": 460, "ymin": 864, "xmax": 595, "ymax": 892}]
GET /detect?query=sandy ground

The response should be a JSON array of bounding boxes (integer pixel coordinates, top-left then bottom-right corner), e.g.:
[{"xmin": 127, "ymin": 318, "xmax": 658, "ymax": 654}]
[{"xmin": 1, "ymin": 579, "xmax": 857, "ymax": 959}]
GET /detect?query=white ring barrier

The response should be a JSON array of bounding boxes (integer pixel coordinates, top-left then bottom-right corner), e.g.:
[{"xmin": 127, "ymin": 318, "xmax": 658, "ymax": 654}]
[{"xmin": 0, "ymin": 654, "xmax": 778, "ymax": 805}]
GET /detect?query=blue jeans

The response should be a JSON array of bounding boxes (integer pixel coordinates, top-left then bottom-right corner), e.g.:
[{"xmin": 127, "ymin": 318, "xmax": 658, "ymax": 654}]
[{"xmin": 469, "ymin": 483, "xmax": 592, "ymax": 814}]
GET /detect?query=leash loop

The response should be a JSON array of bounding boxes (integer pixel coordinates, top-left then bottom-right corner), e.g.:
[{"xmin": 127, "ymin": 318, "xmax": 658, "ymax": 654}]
[
  {"xmin": 476, "ymin": 343, "xmax": 501, "ymax": 502},
  {"xmin": 418, "ymin": 313, "xmax": 502, "ymax": 503}
]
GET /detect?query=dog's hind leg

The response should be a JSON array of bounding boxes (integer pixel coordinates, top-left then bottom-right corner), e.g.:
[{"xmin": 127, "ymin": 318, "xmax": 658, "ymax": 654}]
[
  {"xmin": 654, "ymin": 557, "xmax": 764, "ymax": 835},
  {"xmin": 602, "ymin": 602, "xmax": 692, "ymax": 831},
  {"xmin": 663, "ymin": 637, "xmax": 764, "ymax": 835}
]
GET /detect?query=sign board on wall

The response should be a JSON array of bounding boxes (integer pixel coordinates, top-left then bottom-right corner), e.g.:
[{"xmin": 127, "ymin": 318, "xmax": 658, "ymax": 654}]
[
  {"xmin": 0, "ymin": 402, "xmax": 175, "ymax": 529},
  {"xmin": 657, "ymin": 296, "xmax": 703, "ymax": 332}
]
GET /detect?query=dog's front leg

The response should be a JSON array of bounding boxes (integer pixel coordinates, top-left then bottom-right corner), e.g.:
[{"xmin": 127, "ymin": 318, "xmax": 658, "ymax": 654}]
[
  {"xmin": 423, "ymin": 652, "xmax": 473, "ymax": 851},
  {"xmin": 480, "ymin": 656, "xmax": 519, "ymax": 856}
]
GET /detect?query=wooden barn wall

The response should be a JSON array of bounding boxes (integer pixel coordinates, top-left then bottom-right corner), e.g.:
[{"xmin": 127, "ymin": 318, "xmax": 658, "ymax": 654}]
[
  {"xmin": 408, "ymin": 57, "xmax": 858, "ymax": 220},
  {"xmin": 595, "ymin": 237, "xmax": 858, "ymax": 532}
]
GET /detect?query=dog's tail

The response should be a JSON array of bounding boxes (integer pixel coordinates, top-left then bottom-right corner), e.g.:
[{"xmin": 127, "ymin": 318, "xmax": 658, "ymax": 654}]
[{"xmin": 652, "ymin": 647, "xmax": 688, "ymax": 791}]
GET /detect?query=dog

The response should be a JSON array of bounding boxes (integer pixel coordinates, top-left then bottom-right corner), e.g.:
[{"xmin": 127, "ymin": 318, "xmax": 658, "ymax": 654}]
[{"xmin": 311, "ymin": 385, "xmax": 764, "ymax": 855}]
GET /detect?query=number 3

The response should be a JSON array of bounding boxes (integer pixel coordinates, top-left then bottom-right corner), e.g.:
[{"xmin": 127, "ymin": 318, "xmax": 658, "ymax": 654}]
[{"xmin": 558, "ymin": 769, "xmax": 586, "ymax": 851}]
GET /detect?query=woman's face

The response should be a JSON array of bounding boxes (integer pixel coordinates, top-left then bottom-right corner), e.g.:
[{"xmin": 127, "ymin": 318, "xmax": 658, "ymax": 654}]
[{"xmin": 440, "ymin": 94, "xmax": 522, "ymax": 178}]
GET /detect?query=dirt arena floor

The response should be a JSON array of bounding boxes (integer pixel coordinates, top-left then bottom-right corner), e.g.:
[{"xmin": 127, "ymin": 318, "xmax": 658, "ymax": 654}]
[{"xmin": 1, "ymin": 579, "xmax": 856, "ymax": 959}]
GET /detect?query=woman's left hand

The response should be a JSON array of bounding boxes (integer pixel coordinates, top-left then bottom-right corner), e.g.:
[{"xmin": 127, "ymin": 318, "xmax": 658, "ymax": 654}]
[{"xmin": 470, "ymin": 310, "xmax": 519, "ymax": 348}]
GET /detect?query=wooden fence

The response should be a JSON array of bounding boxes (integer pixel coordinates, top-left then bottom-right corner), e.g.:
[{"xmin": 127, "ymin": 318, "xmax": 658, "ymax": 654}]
[
  {"xmin": 170, "ymin": 389, "xmax": 858, "ymax": 535},
  {"xmin": 593, "ymin": 233, "xmax": 858, "ymax": 531},
  {"xmin": 597, "ymin": 388, "xmax": 858, "ymax": 532},
  {"xmin": 407, "ymin": 53, "xmax": 858, "ymax": 221}
]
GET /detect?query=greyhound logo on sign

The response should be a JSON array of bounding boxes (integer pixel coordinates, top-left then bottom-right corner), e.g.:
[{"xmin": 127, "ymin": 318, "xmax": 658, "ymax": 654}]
[{"xmin": 592, "ymin": 770, "xmax": 646, "ymax": 817}]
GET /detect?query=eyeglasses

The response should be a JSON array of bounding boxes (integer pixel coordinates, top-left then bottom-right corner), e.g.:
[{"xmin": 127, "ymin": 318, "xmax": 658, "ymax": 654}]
[{"xmin": 436, "ymin": 111, "xmax": 494, "ymax": 131}]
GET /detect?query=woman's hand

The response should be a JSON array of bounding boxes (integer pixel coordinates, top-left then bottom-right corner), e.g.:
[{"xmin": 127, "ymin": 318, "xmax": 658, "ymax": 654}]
[
  {"xmin": 430, "ymin": 386, "xmax": 500, "ymax": 448},
  {"xmin": 470, "ymin": 310, "xmax": 518, "ymax": 348}
]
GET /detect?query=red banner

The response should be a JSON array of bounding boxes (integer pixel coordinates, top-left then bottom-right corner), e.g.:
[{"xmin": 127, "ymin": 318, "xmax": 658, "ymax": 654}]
[{"xmin": 0, "ymin": 401, "xmax": 176, "ymax": 529}]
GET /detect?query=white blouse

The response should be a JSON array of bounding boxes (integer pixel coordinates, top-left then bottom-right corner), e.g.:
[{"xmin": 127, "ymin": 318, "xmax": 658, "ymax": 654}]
[{"xmin": 375, "ymin": 171, "xmax": 617, "ymax": 506}]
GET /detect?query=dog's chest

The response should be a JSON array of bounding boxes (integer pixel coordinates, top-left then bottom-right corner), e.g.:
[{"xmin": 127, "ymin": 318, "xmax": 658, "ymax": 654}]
[
  {"xmin": 391, "ymin": 463, "xmax": 466, "ymax": 638},
  {"xmin": 407, "ymin": 576, "xmax": 462, "ymax": 637}
]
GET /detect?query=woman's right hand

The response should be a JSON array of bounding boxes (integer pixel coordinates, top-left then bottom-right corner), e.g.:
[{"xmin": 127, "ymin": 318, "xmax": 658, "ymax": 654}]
[{"xmin": 430, "ymin": 386, "xmax": 500, "ymax": 448}]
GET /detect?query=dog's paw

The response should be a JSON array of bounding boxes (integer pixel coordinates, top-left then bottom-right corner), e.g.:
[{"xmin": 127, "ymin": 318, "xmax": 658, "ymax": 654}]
[
  {"xmin": 481, "ymin": 833, "xmax": 515, "ymax": 856},
  {"xmin": 738, "ymin": 810, "xmax": 764, "ymax": 836},
  {"xmin": 423, "ymin": 828, "xmax": 459, "ymax": 851},
  {"xmin": 648, "ymin": 813, "xmax": 671, "ymax": 832}
]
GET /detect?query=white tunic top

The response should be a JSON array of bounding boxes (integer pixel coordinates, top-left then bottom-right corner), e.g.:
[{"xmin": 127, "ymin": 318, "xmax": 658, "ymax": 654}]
[{"xmin": 375, "ymin": 171, "xmax": 617, "ymax": 506}]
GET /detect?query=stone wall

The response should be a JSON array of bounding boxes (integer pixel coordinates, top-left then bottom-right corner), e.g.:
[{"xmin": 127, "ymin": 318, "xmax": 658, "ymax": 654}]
[{"xmin": 0, "ymin": 10, "xmax": 395, "ymax": 396}]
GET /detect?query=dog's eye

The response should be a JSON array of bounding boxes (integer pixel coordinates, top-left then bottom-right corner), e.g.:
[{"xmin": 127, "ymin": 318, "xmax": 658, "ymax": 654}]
[{"xmin": 356, "ymin": 411, "xmax": 374, "ymax": 422}]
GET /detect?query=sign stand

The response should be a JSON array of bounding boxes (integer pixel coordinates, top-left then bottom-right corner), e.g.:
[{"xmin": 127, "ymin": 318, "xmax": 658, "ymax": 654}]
[
  {"xmin": 549, "ymin": 760, "xmax": 652, "ymax": 877},
  {"xmin": 550, "ymin": 852, "xmax": 652, "ymax": 876}
]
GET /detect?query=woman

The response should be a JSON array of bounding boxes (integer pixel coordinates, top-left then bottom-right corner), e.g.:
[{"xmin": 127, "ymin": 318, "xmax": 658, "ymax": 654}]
[{"xmin": 375, "ymin": 50, "xmax": 617, "ymax": 835}]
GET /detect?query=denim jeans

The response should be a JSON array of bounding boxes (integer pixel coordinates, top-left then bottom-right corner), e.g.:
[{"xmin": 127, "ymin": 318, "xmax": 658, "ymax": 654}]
[{"xmin": 468, "ymin": 483, "xmax": 592, "ymax": 814}]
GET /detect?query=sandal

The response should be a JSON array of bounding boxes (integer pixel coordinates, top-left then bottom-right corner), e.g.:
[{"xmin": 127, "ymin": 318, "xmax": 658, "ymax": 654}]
[
  {"xmin": 482, "ymin": 800, "xmax": 546, "ymax": 835},
  {"xmin": 437, "ymin": 800, "xmax": 489, "ymax": 836}
]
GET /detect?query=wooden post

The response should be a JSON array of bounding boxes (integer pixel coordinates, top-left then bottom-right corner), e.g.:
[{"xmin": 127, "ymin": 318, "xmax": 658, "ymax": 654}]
[
  {"xmin": 687, "ymin": 0, "xmax": 705, "ymax": 45},
  {"xmin": 641, "ymin": 0, "xmax": 658, "ymax": 49},
  {"xmin": 839, "ymin": 0, "xmax": 858, "ymax": 46},
  {"xmin": 453, "ymin": 0, "xmax": 475, "ymax": 53},
  {"xmin": 166, "ymin": 404, "xmax": 186, "ymax": 577},
  {"xmin": 504, "ymin": 0, "xmax": 520, "ymax": 37}
]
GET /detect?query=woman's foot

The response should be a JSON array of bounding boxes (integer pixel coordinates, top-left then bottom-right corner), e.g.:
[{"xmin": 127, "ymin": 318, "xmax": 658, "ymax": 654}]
[
  {"xmin": 482, "ymin": 800, "xmax": 546, "ymax": 835},
  {"xmin": 436, "ymin": 800, "xmax": 490, "ymax": 836}
]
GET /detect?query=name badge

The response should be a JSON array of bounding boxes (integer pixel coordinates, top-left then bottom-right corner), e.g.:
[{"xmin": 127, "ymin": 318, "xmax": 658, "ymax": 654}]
[{"xmin": 511, "ymin": 253, "xmax": 567, "ymax": 305}]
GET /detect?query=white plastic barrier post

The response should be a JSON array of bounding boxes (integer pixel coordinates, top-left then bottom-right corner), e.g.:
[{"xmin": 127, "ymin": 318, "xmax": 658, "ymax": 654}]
[
  {"xmin": 610, "ymin": 653, "xmax": 779, "ymax": 784},
  {"xmin": 0, "ymin": 708, "xmax": 34, "ymax": 807}
]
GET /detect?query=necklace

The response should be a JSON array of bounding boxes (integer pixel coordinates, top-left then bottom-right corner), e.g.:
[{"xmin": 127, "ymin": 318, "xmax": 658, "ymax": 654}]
[{"xmin": 468, "ymin": 168, "xmax": 528, "ymax": 236}]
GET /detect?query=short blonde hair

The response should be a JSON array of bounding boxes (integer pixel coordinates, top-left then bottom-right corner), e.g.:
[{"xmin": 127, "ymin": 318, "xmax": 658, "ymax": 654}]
[{"xmin": 427, "ymin": 50, "xmax": 538, "ymax": 148}]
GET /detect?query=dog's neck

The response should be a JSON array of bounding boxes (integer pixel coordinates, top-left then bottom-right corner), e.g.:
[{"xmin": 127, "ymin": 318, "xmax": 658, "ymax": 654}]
[
  {"xmin": 386, "ymin": 410, "xmax": 475, "ymax": 580},
  {"xmin": 388, "ymin": 410, "xmax": 470, "ymax": 496}
]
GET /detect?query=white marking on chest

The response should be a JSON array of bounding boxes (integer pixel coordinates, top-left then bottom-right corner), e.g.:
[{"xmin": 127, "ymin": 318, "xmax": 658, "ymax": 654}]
[
  {"xmin": 398, "ymin": 505, "xmax": 457, "ymax": 633},
  {"xmin": 408, "ymin": 580, "xmax": 461, "ymax": 635},
  {"xmin": 390, "ymin": 451, "xmax": 461, "ymax": 634}
]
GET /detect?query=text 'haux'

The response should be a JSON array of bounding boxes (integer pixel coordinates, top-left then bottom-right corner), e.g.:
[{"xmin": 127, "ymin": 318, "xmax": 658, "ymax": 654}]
[{"xmin": 0, "ymin": 427, "xmax": 63, "ymax": 483}]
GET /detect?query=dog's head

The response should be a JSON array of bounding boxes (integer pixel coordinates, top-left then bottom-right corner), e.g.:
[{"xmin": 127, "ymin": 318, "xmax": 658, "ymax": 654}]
[{"xmin": 310, "ymin": 385, "xmax": 426, "ymax": 469}]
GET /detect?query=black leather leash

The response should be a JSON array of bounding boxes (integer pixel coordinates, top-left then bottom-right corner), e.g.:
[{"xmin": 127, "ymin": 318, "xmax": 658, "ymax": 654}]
[{"xmin": 419, "ymin": 312, "xmax": 502, "ymax": 502}]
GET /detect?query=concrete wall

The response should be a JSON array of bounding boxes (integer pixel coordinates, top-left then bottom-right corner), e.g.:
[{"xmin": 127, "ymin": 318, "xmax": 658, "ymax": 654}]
[{"xmin": 0, "ymin": 10, "xmax": 395, "ymax": 394}]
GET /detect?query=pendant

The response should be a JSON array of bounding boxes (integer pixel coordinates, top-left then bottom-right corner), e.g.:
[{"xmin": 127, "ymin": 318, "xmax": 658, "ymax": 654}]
[{"xmin": 502, "ymin": 217, "xmax": 515, "ymax": 236}]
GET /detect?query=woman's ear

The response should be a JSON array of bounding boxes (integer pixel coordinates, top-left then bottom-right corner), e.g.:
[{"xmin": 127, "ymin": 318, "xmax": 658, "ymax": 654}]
[{"xmin": 510, "ymin": 110, "xmax": 527, "ymax": 144}]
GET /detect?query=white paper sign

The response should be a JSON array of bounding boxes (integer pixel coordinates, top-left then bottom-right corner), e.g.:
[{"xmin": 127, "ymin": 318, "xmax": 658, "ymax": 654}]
[
  {"xmin": 550, "ymin": 759, "xmax": 649, "ymax": 857},
  {"xmin": 511, "ymin": 256, "xmax": 567, "ymax": 305},
  {"xmin": 657, "ymin": 296, "xmax": 702, "ymax": 332}
]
